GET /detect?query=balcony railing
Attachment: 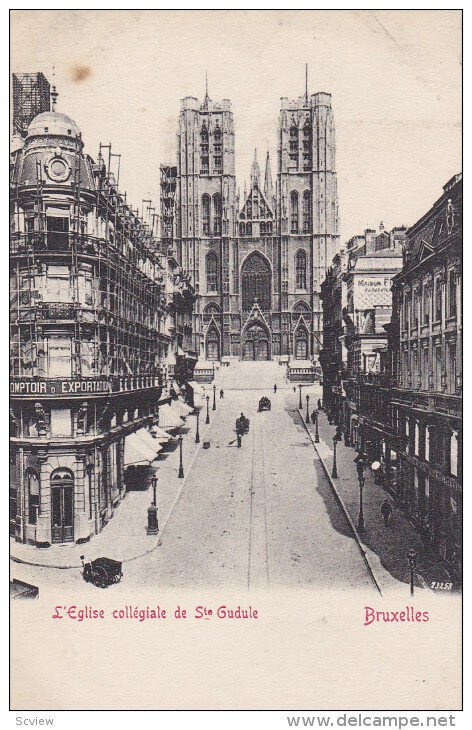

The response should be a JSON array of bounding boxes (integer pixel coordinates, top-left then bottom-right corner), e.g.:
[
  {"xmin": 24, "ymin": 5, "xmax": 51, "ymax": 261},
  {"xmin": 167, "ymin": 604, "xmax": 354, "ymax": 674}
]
[{"xmin": 390, "ymin": 388, "xmax": 461, "ymax": 418}]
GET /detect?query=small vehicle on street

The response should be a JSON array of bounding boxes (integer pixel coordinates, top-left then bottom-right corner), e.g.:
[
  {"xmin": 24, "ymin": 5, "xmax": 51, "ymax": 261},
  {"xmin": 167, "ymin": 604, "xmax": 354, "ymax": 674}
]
[
  {"xmin": 258, "ymin": 396, "xmax": 271, "ymax": 412},
  {"xmin": 80, "ymin": 556, "xmax": 123, "ymax": 588}
]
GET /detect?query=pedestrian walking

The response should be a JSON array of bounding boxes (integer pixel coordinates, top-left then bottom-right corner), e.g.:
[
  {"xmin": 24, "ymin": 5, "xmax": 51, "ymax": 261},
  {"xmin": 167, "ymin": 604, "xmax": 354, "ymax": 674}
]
[
  {"xmin": 220, "ymin": 389, "xmax": 224, "ymax": 399},
  {"xmin": 311, "ymin": 410, "xmax": 317, "ymax": 424},
  {"xmin": 380, "ymin": 499, "xmax": 393, "ymax": 527},
  {"xmin": 273, "ymin": 384, "xmax": 277, "ymax": 393},
  {"xmin": 317, "ymin": 398, "xmax": 323, "ymax": 411},
  {"xmin": 293, "ymin": 386, "xmax": 296, "ymax": 392}
]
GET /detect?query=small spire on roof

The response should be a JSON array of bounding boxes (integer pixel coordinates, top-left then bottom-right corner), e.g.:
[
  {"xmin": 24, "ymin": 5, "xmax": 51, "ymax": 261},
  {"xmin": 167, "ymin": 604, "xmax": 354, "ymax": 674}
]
[
  {"xmin": 50, "ymin": 65, "xmax": 58, "ymax": 111},
  {"xmin": 264, "ymin": 150, "xmax": 274, "ymax": 202},
  {"xmin": 203, "ymin": 71, "xmax": 210, "ymax": 109},
  {"xmin": 250, "ymin": 149, "xmax": 260, "ymax": 187}
]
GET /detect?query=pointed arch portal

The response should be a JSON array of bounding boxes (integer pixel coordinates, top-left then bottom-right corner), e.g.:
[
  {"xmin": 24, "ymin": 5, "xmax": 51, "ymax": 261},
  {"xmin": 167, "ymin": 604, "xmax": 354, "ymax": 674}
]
[{"xmin": 242, "ymin": 321, "xmax": 271, "ymax": 361}]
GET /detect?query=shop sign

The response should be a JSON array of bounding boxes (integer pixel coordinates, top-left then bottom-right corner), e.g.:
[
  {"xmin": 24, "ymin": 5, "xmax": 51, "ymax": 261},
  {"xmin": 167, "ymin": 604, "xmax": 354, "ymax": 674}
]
[{"xmin": 10, "ymin": 379, "xmax": 112, "ymax": 396}]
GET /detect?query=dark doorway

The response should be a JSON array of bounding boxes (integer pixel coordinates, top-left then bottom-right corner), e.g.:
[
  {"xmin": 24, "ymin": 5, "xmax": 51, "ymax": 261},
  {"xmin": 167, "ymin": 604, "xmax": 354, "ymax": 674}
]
[
  {"xmin": 242, "ymin": 323, "xmax": 270, "ymax": 361},
  {"xmin": 51, "ymin": 469, "xmax": 74, "ymax": 543}
]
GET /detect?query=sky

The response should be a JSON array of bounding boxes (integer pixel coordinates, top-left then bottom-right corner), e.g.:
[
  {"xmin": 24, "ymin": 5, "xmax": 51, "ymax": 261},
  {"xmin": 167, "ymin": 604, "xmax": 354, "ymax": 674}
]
[{"xmin": 11, "ymin": 9, "xmax": 462, "ymax": 242}]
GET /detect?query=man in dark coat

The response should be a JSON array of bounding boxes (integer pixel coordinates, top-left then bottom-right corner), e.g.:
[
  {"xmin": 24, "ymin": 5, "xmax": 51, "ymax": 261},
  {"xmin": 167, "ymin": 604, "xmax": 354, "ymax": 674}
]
[{"xmin": 380, "ymin": 499, "xmax": 393, "ymax": 526}]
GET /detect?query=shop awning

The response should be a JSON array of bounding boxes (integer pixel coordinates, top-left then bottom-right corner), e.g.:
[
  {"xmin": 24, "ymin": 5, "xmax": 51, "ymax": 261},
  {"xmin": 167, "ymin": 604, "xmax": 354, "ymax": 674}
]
[
  {"xmin": 171, "ymin": 398, "xmax": 193, "ymax": 417},
  {"xmin": 188, "ymin": 381, "xmax": 206, "ymax": 398},
  {"xmin": 150, "ymin": 425, "xmax": 174, "ymax": 442},
  {"xmin": 124, "ymin": 432, "xmax": 156, "ymax": 466},
  {"xmin": 158, "ymin": 403, "xmax": 184, "ymax": 431},
  {"xmin": 135, "ymin": 427, "xmax": 163, "ymax": 457}
]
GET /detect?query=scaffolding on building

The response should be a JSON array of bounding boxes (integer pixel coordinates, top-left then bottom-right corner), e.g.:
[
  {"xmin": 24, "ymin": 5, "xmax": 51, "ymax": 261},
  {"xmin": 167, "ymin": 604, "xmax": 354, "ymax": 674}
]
[
  {"xmin": 10, "ymin": 135, "xmax": 169, "ymax": 397},
  {"xmin": 12, "ymin": 72, "xmax": 51, "ymax": 138},
  {"xmin": 159, "ymin": 165, "xmax": 177, "ymax": 241}
]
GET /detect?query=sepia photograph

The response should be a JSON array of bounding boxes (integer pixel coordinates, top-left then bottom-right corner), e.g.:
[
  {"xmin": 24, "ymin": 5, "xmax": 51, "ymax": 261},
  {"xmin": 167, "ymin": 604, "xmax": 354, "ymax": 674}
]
[{"xmin": 9, "ymin": 8, "xmax": 462, "ymax": 713}]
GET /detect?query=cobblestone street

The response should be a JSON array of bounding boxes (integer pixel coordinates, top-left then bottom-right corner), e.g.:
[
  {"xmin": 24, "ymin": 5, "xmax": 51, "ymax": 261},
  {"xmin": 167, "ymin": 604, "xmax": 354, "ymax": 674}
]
[{"xmin": 11, "ymin": 364, "xmax": 452, "ymax": 595}]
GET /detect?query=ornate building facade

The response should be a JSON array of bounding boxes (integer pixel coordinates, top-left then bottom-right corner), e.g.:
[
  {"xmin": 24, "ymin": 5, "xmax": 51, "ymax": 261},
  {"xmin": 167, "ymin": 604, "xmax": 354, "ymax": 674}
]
[
  {"xmin": 10, "ymin": 109, "xmax": 195, "ymax": 547},
  {"xmin": 161, "ymin": 87, "xmax": 340, "ymax": 363}
]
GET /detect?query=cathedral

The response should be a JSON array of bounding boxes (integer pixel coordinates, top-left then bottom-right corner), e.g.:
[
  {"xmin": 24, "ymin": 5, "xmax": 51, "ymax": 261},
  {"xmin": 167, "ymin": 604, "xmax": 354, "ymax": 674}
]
[{"xmin": 160, "ymin": 84, "xmax": 340, "ymax": 363}]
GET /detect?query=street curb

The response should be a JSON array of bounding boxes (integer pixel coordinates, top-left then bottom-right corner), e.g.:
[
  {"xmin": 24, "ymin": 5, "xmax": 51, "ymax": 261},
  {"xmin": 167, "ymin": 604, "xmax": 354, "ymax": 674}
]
[
  {"xmin": 297, "ymin": 409, "xmax": 383, "ymax": 596},
  {"xmin": 10, "ymin": 414, "xmax": 216, "ymax": 571}
]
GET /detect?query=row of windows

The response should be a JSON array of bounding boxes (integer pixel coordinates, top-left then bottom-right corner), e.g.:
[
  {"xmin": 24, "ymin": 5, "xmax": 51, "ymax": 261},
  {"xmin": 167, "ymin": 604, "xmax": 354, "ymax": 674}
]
[
  {"xmin": 402, "ymin": 269, "xmax": 458, "ymax": 332},
  {"xmin": 401, "ymin": 418, "xmax": 459, "ymax": 478},
  {"xmin": 200, "ymin": 191, "xmax": 312, "ymax": 235},
  {"xmin": 205, "ymin": 250, "xmax": 307, "ymax": 293},
  {"xmin": 399, "ymin": 339, "xmax": 458, "ymax": 394},
  {"xmin": 200, "ymin": 123, "xmax": 222, "ymax": 173},
  {"xmin": 239, "ymin": 222, "xmax": 273, "ymax": 236}
]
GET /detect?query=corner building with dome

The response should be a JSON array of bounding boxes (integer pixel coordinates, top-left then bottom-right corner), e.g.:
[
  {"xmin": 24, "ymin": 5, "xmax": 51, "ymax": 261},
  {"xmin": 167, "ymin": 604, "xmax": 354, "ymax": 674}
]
[
  {"xmin": 161, "ymin": 88, "xmax": 340, "ymax": 363},
  {"xmin": 10, "ymin": 110, "xmax": 184, "ymax": 547}
]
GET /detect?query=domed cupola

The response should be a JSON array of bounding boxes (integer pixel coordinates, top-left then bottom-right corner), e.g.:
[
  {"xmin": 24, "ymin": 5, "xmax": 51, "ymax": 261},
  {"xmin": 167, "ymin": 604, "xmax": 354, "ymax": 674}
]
[
  {"xmin": 14, "ymin": 110, "xmax": 94, "ymax": 190},
  {"xmin": 26, "ymin": 111, "xmax": 81, "ymax": 141}
]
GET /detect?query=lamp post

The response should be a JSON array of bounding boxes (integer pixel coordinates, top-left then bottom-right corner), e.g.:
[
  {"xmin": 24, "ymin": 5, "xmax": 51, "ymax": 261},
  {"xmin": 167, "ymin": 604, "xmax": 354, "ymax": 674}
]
[
  {"xmin": 178, "ymin": 436, "xmax": 184, "ymax": 478},
  {"xmin": 355, "ymin": 455, "xmax": 366, "ymax": 531},
  {"xmin": 212, "ymin": 383, "xmax": 216, "ymax": 411},
  {"xmin": 205, "ymin": 394, "xmax": 210, "ymax": 424},
  {"xmin": 195, "ymin": 409, "xmax": 200, "ymax": 444},
  {"xmin": 298, "ymin": 383, "xmax": 302, "ymax": 409},
  {"xmin": 332, "ymin": 434, "xmax": 340, "ymax": 478},
  {"xmin": 306, "ymin": 394, "xmax": 310, "ymax": 423},
  {"xmin": 314, "ymin": 410, "xmax": 320, "ymax": 443},
  {"xmin": 146, "ymin": 475, "xmax": 159, "ymax": 535},
  {"xmin": 408, "ymin": 549, "xmax": 417, "ymax": 596}
]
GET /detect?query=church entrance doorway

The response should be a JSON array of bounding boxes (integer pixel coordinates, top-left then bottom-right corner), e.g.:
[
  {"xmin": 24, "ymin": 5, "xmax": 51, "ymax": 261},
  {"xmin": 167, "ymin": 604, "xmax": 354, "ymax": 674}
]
[{"xmin": 242, "ymin": 323, "xmax": 270, "ymax": 361}]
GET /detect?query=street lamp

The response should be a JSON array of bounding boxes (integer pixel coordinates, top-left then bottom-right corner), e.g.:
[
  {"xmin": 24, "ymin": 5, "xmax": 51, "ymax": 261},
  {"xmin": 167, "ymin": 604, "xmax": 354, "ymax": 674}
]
[
  {"xmin": 332, "ymin": 433, "xmax": 341, "ymax": 479},
  {"xmin": 355, "ymin": 455, "xmax": 366, "ymax": 531},
  {"xmin": 314, "ymin": 410, "xmax": 320, "ymax": 443},
  {"xmin": 408, "ymin": 549, "xmax": 417, "ymax": 596},
  {"xmin": 195, "ymin": 409, "xmax": 200, "ymax": 444},
  {"xmin": 178, "ymin": 436, "xmax": 184, "ymax": 479},
  {"xmin": 212, "ymin": 383, "xmax": 216, "ymax": 411},
  {"xmin": 205, "ymin": 394, "xmax": 210, "ymax": 424},
  {"xmin": 298, "ymin": 383, "xmax": 302, "ymax": 409},
  {"xmin": 306, "ymin": 394, "xmax": 310, "ymax": 423},
  {"xmin": 146, "ymin": 475, "xmax": 159, "ymax": 535}
]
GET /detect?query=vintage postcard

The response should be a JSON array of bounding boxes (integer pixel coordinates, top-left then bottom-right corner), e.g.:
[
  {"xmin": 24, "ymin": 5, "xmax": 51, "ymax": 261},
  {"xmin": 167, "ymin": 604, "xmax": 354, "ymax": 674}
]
[{"xmin": 9, "ymin": 9, "xmax": 462, "ymax": 714}]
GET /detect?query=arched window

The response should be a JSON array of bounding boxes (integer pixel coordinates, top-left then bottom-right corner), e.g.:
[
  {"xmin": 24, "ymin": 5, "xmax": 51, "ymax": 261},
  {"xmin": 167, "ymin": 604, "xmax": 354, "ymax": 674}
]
[
  {"xmin": 241, "ymin": 252, "xmax": 271, "ymax": 312},
  {"xmin": 213, "ymin": 194, "xmax": 222, "ymax": 235},
  {"xmin": 204, "ymin": 302, "xmax": 221, "ymax": 323},
  {"xmin": 200, "ymin": 124, "xmax": 209, "ymax": 173},
  {"xmin": 26, "ymin": 469, "xmax": 40, "ymax": 524},
  {"xmin": 206, "ymin": 325, "xmax": 220, "ymax": 361},
  {"xmin": 239, "ymin": 222, "xmax": 245, "ymax": 236},
  {"xmin": 202, "ymin": 194, "xmax": 210, "ymax": 235},
  {"xmin": 246, "ymin": 222, "xmax": 252, "ymax": 236},
  {"xmin": 303, "ymin": 191, "xmax": 311, "ymax": 232},
  {"xmin": 206, "ymin": 251, "xmax": 218, "ymax": 293},
  {"xmin": 295, "ymin": 250, "xmax": 307, "ymax": 290},
  {"xmin": 294, "ymin": 300, "xmax": 310, "ymax": 313},
  {"xmin": 295, "ymin": 326, "xmax": 309, "ymax": 360},
  {"xmin": 291, "ymin": 192, "xmax": 299, "ymax": 233}
]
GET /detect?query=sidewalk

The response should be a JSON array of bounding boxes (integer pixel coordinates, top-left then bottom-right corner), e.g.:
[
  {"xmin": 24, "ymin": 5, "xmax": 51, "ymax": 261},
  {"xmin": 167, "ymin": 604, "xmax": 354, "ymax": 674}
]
[
  {"xmin": 300, "ymin": 406, "xmax": 453, "ymax": 593},
  {"xmin": 10, "ymin": 405, "xmax": 215, "ymax": 570}
]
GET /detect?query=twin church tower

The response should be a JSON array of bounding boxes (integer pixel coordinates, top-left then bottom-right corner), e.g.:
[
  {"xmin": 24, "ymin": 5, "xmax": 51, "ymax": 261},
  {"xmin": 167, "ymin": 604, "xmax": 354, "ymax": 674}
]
[{"xmin": 160, "ymin": 81, "xmax": 339, "ymax": 363}]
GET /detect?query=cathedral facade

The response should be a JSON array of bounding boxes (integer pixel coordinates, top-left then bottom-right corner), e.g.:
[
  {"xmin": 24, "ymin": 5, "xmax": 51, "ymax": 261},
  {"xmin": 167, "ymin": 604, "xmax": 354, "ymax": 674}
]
[{"xmin": 161, "ymin": 87, "xmax": 340, "ymax": 363}]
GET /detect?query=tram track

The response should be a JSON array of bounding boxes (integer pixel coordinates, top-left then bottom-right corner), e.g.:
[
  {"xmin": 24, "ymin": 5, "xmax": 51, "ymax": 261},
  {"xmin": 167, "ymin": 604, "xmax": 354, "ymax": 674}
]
[{"xmin": 247, "ymin": 412, "xmax": 271, "ymax": 591}]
